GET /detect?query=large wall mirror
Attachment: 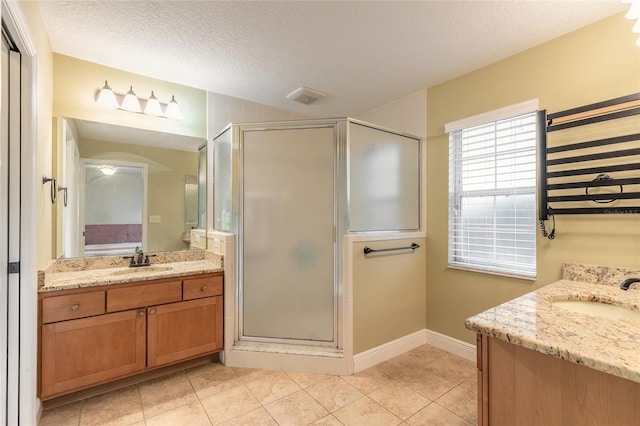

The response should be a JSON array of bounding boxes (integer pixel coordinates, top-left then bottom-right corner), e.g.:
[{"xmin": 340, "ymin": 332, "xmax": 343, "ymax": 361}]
[{"xmin": 54, "ymin": 117, "xmax": 206, "ymax": 258}]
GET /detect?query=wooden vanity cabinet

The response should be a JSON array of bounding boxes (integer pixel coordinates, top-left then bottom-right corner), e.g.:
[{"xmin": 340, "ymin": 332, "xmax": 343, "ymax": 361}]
[
  {"xmin": 477, "ymin": 334, "xmax": 640, "ymax": 425},
  {"xmin": 39, "ymin": 272, "xmax": 223, "ymax": 400}
]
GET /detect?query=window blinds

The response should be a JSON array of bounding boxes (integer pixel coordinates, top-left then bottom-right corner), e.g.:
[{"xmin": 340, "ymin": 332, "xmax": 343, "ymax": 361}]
[{"xmin": 448, "ymin": 111, "xmax": 537, "ymax": 278}]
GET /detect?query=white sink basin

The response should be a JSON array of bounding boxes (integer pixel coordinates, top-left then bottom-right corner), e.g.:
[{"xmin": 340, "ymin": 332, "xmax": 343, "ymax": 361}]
[
  {"xmin": 110, "ymin": 266, "xmax": 173, "ymax": 275},
  {"xmin": 552, "ymin": 300, "xmax": 640, "ymax": 320}
]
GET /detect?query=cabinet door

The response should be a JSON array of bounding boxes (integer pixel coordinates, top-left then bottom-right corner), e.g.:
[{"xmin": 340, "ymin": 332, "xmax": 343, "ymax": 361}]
[
  {"xmin": 41, "ymin": 309, "xmax": 146, "ymax": 399},
  {"xmin": 147, "ymin": 297, "xmax": 223, "ymax": 368}
]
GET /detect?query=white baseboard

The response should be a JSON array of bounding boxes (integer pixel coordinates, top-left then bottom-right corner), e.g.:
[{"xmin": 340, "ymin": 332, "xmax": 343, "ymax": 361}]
[
  {"xmin": 424, "ymin": 329, "xmax": 476, "ymax": 362},
  {"xmin": 353, "ymin": 330, "xmax": 427, "ymax": 373},
  {"xmin": 353, "ymin": 329, "xmax": 477, "ymax": 373}
]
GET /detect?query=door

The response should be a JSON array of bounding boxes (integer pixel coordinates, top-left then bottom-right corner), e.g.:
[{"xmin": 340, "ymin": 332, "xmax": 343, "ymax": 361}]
[
  {"xmin": 1, "ymin": 27, "xmax": 21, "ymax": 424},
  {"xmin": 146, "ymin": 297, "xmax": 223, "ymax": 367},
  {"xmin": 241, "ymin": 126, "xmax": 336, "ymax": 344},
  {"xmin": 40, "ymin": 309, "xmax": 146, "ymax": 399}
]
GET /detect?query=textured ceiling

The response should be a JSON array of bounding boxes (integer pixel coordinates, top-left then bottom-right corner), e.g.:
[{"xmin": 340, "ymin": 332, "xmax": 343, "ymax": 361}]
[{"xmin": 39, "ymin": 1, "xmax": 626, "ymax": 118}]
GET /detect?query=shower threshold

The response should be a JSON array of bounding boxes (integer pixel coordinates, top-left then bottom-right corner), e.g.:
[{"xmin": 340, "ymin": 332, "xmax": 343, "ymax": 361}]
[{"xmin": 231, "ymin": 341, "xmax": 343, "ymax": 358}]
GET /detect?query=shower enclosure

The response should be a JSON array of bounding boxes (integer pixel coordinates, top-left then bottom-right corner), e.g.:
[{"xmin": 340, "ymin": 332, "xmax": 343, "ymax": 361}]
[{"xmin": 213, "ymin": 118, "xmax": 420, "ymax": 368}]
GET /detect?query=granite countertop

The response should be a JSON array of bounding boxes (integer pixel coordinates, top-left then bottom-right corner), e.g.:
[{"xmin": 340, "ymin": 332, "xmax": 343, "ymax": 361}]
[
  {"xmin": 465, "ymin": 263, "xmax": 640, "ymax": 384},
  {"xmin": 39, "ymin": 250, "xmax": 224, "ymax": 293}
]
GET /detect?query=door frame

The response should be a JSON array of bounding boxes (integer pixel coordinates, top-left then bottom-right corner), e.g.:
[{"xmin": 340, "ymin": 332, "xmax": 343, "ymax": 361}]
[
  {"xmin": 80, "ymin": 158, "xmax": 149, "ymax": 255},
  {"xmin": 236, "ymin": 121, "xmax": 344, "ymax": 348}
]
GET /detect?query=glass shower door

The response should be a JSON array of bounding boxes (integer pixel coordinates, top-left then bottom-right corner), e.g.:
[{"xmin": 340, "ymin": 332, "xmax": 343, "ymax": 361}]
[{"xmin": 241, "ymin": 126, "xmax": 336, "ymax": 343}]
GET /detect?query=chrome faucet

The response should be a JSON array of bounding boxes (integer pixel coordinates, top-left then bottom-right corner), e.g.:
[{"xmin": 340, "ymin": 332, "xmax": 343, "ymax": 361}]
[
  {"xmin": 123, "ymin": 246, "xmax": 156, "ymax": 267},
  {"xmin": 620, "ymin": 278, "xmax": 640, "ymax": 291},
  {"xmin": 135, "ymin": 246, "xmax": 145, "ymax": 266}
]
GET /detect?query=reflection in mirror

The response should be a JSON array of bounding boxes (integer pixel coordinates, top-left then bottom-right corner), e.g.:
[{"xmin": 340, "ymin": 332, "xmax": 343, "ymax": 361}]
[
  {"xmin": 82, "ymin": 160, "xmax": 146, "ymax": 256},
  {"xmin": 54, "ymin": 117, "xmax": 206, "ymax": 258},
  {"xmin": 184, "ymin": 175, "xmax": 198, "ymax": 245},
  {"xmin": 197, "ymin": 144, "xmax": 207, "ymax": 230}
]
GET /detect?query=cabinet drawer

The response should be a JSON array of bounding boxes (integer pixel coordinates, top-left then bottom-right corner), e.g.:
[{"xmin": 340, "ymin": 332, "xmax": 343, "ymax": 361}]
[
  {"xmin": 107, "ymin": 280, "xmax": 182, "ymax": 312},
  {"xmin": 42, "ymin": 291, "xmax": 105, "ymax": 324},
  {"xmin": 183, "ymin": 275, "xmax": 223, "ymax": 300}
]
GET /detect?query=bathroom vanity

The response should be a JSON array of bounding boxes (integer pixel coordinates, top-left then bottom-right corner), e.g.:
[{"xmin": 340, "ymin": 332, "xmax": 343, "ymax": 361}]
[
  {"xmin": 38, "ymin": 252, "xmax": 223, "ymax": 400},
  {"xmin": 466, "ymin": 264, "xmax": 640, "ymax": 425}
]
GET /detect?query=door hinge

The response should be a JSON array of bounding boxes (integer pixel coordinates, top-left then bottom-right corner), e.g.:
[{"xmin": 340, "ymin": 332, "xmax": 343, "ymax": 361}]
[{"xmin": 8, "ymin": 262, "xmax": 20, "ymax": 274}]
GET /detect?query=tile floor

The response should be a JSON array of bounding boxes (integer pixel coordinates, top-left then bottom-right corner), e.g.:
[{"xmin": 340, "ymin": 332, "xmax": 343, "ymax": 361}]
[{"xmin": 39, "ymin": 344, "xmax": 477, "ymax": 426}]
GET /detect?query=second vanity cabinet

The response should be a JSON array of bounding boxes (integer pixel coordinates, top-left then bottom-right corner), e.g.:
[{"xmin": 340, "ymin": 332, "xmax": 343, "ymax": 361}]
[
  {"xmin": 40, "ymin": 272, "xmax": 223, "ymax": 400},
  {"xmin": 476, "ymin": 334, "xmax": 640, "ymax": 425}
]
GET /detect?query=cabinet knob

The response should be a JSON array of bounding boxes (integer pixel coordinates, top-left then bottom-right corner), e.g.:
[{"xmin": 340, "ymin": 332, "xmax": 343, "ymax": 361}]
[
  {"xmin": 70, "ymin": 304, "xmax": 79, "ymax": 311},
  {"xmin": 138, "ymin": 311, "xmax": 145, "ymax": 317},
  {"xmin": 149, "ymin": 309, "xmax": 156, "ymax": 315},
  {"xmin": 201, "ymin": 286, "xmax": 208, "ymax": 292}
]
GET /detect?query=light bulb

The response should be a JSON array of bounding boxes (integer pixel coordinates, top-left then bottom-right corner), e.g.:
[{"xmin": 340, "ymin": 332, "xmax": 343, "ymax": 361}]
[
  {"xmin": 121, "ymin": 86, "xmax": 142, "ymax": 113},
  {"xmin": 143, "ymin": 91, "xmax": 163, "ymax": 116},
  {"xmin": 626, "ymin": 2, "xmax": 640, "ymax": 20},
  {"xmin": 95, "ymin": 80, "xmax": 119, "ymax": 109},
  {"xmin": 164, "ymin": 95, "xmax": 183, "ymax": 120},
  {"xmin": 633, "ymin": 19, "xmax": 640, "ymax": 33}
]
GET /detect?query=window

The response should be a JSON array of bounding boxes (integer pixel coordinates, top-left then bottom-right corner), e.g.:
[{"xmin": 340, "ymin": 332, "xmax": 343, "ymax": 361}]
[{"xmin": 447, "ymin": 105, "xmax": 537, "ymax": 278}]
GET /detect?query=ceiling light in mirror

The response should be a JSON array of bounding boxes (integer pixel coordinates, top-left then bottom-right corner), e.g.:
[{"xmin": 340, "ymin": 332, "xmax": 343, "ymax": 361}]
[
  {"xmin": 96, "ymin": 80, "xmax": 119, "ymax": 109},
  {"xmin": 98, "ymin": 164, "xmax": 118, "ymax": 176},
  {"xmin": 165, "ymin": 95, "xmax": 183, "ymax": 120},
  {"xmin": 144, "ymin": 91, "xmax": 163, "ymax": 116},
  {"xmin": 121, "ymin": 86, "xmax": 142, "ymax": 112}
]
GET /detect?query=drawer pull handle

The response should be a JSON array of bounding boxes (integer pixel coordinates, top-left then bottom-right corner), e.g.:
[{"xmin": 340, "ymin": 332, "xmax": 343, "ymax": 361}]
[
  {"xmin": 70, "ymin": 304, "xmax": 79, "ymax": 311},
  {"xmin": 138, "ymin": 311, "xmax": 145, "ymax": 317},
  {"xmin": 149, "ymin": 309, "xmax": 156, "ymax": 315},
  {"xmin": 201, "ymin": 286, "xmax": 208, "ymax": 292}
]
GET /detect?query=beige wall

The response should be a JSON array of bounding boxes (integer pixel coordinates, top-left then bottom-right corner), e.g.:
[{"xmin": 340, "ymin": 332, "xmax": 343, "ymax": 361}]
[
  {"xmin": 353, "ymin": 238, "xmax": 427, "ymax": 353},
  {"xmin": 426, "ymin": 13, "xmax": 640, "ymax": 344},
  {"xmin": 356, "ymin": 89, "xmax": 427, "ymax": 139},
  {"xmin": 53, "ymin": 54, "xmax": 207, "ymax": 139},
  {"xmin": 17, "ymin": 1, "xmax": 54, "ymax": 269},
  {"xmin": 79, "ymin": 139, "xmax": 198, "ymax": 253},
  {"xmin": 208, "ymin": 91, "xmax": 309, "ymax": 138}
]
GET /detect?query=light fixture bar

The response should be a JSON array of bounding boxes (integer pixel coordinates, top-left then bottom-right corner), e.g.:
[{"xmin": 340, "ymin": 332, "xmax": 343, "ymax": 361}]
[{"xmin": 94, "ymin": 82, "xmax": 184, "ymax": 120}]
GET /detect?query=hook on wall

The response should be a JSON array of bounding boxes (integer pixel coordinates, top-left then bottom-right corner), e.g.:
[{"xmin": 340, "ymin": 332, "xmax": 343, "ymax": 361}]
[
  {"xmin": 58, "ymin": 186, "xmax": 68, "ymax": 207},
  {"xmin": 42, "ymin": 176, "xmax": 57, "ymax": 204}
]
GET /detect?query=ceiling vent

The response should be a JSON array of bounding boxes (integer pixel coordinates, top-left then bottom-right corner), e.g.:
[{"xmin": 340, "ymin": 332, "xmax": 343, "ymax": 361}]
[{"xmin": 286, "ymin": 86, "xmax": 326, "ymax": 105}]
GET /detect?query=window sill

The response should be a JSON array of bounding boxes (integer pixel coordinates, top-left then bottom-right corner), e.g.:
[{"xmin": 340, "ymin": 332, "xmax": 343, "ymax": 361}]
[{"xmin": 447, "ymin": 264, "xmax": 536, "ymax": 282}]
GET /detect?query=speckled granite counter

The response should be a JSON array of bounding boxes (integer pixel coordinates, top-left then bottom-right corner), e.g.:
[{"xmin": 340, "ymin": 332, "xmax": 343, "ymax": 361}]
[
  {"xmin": 465, "ymin": 263, "xmax": 640, "ymax": 383},
  {"xmin": 39, "ymin": 250, "xmax": 223, "ymax": 292}
]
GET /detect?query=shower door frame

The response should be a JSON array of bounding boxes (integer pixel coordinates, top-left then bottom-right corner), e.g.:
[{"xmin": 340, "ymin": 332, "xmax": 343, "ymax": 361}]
[{"xmin": 235, "ymin": 119, "xmax": 347, "ymax": 349}]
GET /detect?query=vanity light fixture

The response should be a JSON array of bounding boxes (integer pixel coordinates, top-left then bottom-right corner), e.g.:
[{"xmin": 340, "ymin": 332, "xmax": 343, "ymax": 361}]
[
  {"xmin": 164, "ymin": 95, "xmax": 183, "ymax": 120},
  {"xmin": 94, "ymin": 82, "xmax": 184, "ymax": 120},
  {"xmin": 121, "ymin": 86, "xmax": 143, "ymax": 113},
  {"xmin": 95, "ymin": 80, "xmax": 119, "ymax": 109},
  {"xmin": 143, "ymin": 91, "xmax": 163, "ymax": 116},
  {"xmin": 622, "ymin": 0, "xmax": 640, "ymax": 46}
]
